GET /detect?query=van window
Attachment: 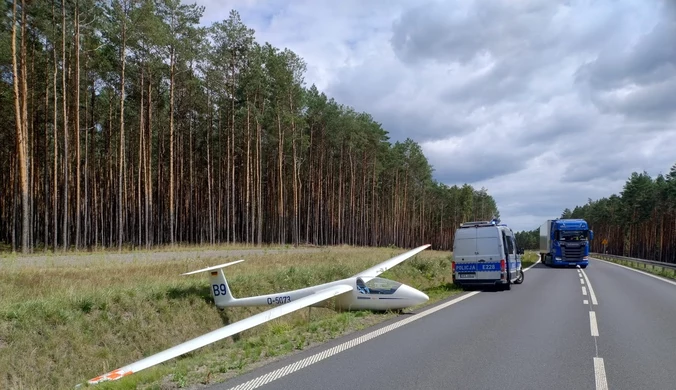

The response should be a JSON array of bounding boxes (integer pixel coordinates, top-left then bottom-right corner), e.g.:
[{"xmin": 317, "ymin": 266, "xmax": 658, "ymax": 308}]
[{"xmin": 501, "ymin": 231, "xmax": 514, "ymax": 256}]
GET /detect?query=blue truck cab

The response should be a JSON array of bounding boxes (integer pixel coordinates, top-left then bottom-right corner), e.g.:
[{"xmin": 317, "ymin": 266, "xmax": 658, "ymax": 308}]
[{"xmin": 539, "ymin": 218, "xmax": 594, "ymax": 268}]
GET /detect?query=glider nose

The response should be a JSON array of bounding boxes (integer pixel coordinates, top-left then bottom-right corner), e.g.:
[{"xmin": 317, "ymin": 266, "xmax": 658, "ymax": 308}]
[{"xmin": 400, "ymin": 284, "xmax": 429, "ymax": 304}]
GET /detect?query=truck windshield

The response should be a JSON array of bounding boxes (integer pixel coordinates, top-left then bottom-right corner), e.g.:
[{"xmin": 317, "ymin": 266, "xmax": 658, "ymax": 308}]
[{"xmin": 558, "ymin": 230, "xmax": 588, "ymax": 241}]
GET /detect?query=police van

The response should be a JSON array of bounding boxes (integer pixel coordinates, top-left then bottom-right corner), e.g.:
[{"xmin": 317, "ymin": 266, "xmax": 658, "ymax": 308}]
[{"xmin": 452, "ymin": 219, "xmax": 524, "ymax": 290}]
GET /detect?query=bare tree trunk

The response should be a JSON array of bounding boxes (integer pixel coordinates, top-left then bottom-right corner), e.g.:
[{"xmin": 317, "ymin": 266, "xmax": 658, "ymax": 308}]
[
  {"xmin": 277, "ymin": 111, "xmax": 284, "ymax": 244},
  {"xmin": 257, "ymin": 119, "xmax": 263, "ymax": 246},
  {"xmin": 206, "ymin": 110, "xmax": 214, "ymax": 244},
  {"xmin": 169, "ymin": 44, "xmax": 175, "ymax": 246},
  {"xmin": 145, "ymin": 72, "xmax": 152, "ymax": 248},
  {"xmin": 118, "ymin": 2, "xmax": 127, "ymax": 251},
  {"xmin": 246, "ymin": 97, "xmax": 251, "ymax": 244},
  {"xmin": 138, "ymin": 68, "xmax": 144, "ymax": 247},
  {"xmin": 52, "ymin": 0, "xmax": 58, "ymax": 252},
  {"xmin": 230, "ymin": 104, "xmax": 235, "ymax": 244},
  {"xmin": 44, "ymin": 73, "xmax": 50, "ymax": 251},
  {"xmin": 290, "ymin": 92, "xmax": 298, "ymax": 246},
  {"xmin": 62, "ymin": 1, "xmax": 69, "ymax": 251},
  {"xmin": 12, "ymin": 0, "xmax": 30, "ymax": 253},
  {"xmin": 84, "ymin": 67, "xmax": 92, "ymax": 248},
  {"xmin": 74, "ymin": 0, "xmax": 81, "ymax": 250}
]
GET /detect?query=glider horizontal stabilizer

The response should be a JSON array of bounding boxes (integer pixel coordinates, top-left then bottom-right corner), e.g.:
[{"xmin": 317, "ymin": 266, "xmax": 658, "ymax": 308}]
[
  {"xmin": 181, "ymin": 259, "xmax": 245, "ymax": 276},
  {"xmin": 85, "ymin": 284, "xmax": 353, "ymax": 385}
]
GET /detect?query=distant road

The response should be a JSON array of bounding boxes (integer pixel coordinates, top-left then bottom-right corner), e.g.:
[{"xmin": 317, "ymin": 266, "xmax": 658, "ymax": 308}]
[
  {"xmin": 0, "ymin": 247, "xmax": 324, "ymax": 268},
  {"xmin": 214, "ymin": 257, "xmax": 676, "ymax": 390}
]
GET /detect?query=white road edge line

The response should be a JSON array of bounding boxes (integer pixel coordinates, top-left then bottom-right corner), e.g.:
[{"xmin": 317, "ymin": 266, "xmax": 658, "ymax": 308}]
[
  {"xmin": 582, "ymin": 286, "xmax": 588, "ymax": 296},
  {"xmin": 584, "ymin": 299, "xmax": 589, "ymax": 305},
  {"xmin": 225, "ymin": 260, "xmax": 543, "ymax": 390},
  {"xmin": 523, "ymin": 257, "xmax": 540, "ymax": 272},
  {"xmin": 226, "ymin": 291, "xmax": 482, "ymax": 390},
  {"xmin": 594, "ymin": 357, "xmax": 609, "ymax": 390},
  {"xmin": 593, "ymin": 257, "xmax": 676, "ymax": 287},
  {"xmin": 580, "ymin": 269, "xmax": 598, "ymax": 305}
]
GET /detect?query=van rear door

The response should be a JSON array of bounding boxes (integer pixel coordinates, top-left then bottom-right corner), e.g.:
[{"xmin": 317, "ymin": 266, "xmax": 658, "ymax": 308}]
[
  {"xmin": 475, "ymin": 227, "xmax": 502, "ymax": 280},
  {"xmin": 453, "ymin": 228, "xmax": 479, "ymax": 280}
]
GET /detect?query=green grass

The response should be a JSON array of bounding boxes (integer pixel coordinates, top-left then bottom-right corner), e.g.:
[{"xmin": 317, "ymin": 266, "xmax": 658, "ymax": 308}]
[
  {"xmin": 521, "ymin": 251, "xmax": 540, "ymax": 269},
  {"xmin": 594, "ymin": 254, "xmax": 676, "ymax": 280},
  {"xmin": 0, "ymin": 246, "xmax": 462, "ymax": 390}
]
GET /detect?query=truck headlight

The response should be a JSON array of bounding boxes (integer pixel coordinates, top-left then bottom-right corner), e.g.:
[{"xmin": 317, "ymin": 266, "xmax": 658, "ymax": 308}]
[{"xmin": 555, "ymin": 257, "xmax": 562, "ymax": 261}]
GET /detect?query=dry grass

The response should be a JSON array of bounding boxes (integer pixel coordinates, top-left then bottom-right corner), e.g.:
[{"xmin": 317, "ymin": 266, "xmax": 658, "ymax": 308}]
[
  {"xmin": 0, "ymin": 246, "xmax": 459, "ymax": 390},
  {"xmin": 0, "ymin": 242, "xmax": 292, "ymax": 258}
]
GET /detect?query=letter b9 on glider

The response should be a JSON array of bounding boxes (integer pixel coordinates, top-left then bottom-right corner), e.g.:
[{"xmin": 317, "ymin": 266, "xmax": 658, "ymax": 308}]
[{"xmin": 84, "ymin": 244, "xmax": 431, "ymax": 386}]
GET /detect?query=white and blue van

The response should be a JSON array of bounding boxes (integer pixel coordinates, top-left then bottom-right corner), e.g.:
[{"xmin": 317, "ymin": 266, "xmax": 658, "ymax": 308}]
[{"xmin": 452, "ymin": 219, "xmax": 524, "ymax": 290}]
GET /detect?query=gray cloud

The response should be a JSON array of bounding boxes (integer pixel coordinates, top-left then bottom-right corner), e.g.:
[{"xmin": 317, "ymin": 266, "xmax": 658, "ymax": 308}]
[
  {"xmin": 390, "ymin": 0, "xmax": 559, "ymax": 66},
  {"xmin": 425, "ymin": 142, "xmax": 529, "ymax": 183},
  {"xmin": 195, "ymin": 0, "xmax": 676, "ymax": 231}
]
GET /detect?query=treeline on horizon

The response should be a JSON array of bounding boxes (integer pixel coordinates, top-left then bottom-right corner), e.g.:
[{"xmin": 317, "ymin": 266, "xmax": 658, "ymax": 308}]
[
  {"xmin": 0, "ymin": 1, "xmax": 499, "ymax": 253},
  {"xmin": 515, "ymin": 163, "xmax": 676, "ymax": 263}
]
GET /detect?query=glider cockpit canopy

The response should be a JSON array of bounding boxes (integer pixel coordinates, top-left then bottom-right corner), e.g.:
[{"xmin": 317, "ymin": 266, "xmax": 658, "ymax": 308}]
[{"xmin": 356, "ymin": 277, "xmax": 402, "ymax": 295}]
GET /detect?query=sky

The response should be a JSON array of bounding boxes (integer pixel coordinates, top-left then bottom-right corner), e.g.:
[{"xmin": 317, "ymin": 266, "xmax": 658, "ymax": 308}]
[{"xmin": 191, "ymin": 0, "xmax": 676, "ymax": 232}]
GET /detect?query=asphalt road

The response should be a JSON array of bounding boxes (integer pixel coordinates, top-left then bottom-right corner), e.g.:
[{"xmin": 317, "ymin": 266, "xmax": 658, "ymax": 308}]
[{"xmin": 210, "ymin": 258, "xmax": 676, "ymax": 390}]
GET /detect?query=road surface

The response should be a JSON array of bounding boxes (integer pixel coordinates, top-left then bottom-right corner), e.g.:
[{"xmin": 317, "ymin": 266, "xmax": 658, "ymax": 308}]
[{"xmin": 211, "ymin": 257, "xmax": 676, "ymax": 390}]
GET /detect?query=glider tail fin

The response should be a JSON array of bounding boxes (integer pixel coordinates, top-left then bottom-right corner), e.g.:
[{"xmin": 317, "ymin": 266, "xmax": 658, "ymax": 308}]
[{"xmin": 181, "ymin": 260, "xmax": 244, "ymax": 308}]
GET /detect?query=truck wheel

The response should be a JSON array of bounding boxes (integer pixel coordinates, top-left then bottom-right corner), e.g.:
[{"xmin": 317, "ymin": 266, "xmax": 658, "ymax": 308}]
[
  {"xmin": 580, "ymin": 265, "xmax": 587, "ymax": 269},
  {"xmin": 542, "ymin": 254, "xmax": 550, "ymax": 267},
  {"xmin": 514, "ymin": 270, "xmax": 524, "ymax": 284}
]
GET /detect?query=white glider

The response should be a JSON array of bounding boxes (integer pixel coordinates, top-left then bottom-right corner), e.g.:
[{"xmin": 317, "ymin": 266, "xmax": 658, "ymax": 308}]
[{"xmin": 85, "ymin": 244, "xmax": 431, "ymax": 385}]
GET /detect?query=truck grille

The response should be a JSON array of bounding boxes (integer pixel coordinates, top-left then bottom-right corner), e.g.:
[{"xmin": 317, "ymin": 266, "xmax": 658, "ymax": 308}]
[{"xmin": 562, "ymin": 246, "xmax": 583, "ymax": 261}]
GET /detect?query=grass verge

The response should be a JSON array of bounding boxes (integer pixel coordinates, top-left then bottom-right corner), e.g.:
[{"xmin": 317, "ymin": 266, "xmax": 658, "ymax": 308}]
[
  {"xmin": 594, "ymin": 254, "xmax": 676, "ymax": 280},
  {"xmin": 521, "ymin": 251, "xmax": 540, "ymax": 269},
  {"xmin": 1, "ymin": 246, "xmax": 462, "ymax": 390}
]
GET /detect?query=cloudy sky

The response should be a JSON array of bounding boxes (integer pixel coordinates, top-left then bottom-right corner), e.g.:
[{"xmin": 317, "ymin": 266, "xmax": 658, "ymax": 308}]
[{"xmin": 192, "ymin": 0, "xmax": 676, "ymax": 232}]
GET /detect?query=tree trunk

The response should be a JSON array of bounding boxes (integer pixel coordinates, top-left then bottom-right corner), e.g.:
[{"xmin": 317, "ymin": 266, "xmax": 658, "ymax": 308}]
[
  {"xmin": 169, "ymin": 44, "xmax": 176, "ymax": 245},
  {"xmin": 137, "ymin": 67, "xmax": 144, "ymax": 247},
  {"xmin": 74, "ymin": 0, "xmax": 81, "ymax": 250},
  {"xmin": 12, "ymin": 0, "xmax": 30, "ymax": 253},
  {"xmin": 246, "ymin": 97, "xmax": 251, "ymax": 244},
  {"xmin": 62, "ymin": 1, "xmax": 69, "ymax": 251},
  {"xmin": 52, "ymin": 0, "xmax": 58, "ymax": 252},
  {"xmin": 277, "ymin": 111, "xmax": 284, "ymax": 244},
  {"xmin": 145, "ymin": 72, "xmax": 152, "ymax": 248},
  {"xmin": 118, "ymin": 2, "xmax": 127, "ymax": 251}
]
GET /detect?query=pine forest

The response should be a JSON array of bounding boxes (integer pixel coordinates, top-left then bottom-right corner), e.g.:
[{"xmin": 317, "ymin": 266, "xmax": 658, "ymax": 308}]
[
  {"xmin": 515, "ymin": 163, "xmax": 676, "ymax": 263},
  {"xmin": 0, "ymin": 1, "xmax": 500, "ymax": 254}
]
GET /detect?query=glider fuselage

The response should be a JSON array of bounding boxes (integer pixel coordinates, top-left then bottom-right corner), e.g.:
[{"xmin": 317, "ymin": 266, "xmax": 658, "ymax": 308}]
[{"xmin": 216, "ymin": 276, "xmax": 428, "ymax": 311}]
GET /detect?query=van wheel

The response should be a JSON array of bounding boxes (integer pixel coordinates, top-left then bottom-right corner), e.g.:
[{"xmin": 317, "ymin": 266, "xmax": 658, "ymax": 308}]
[{"xmin": 514, "ymin": 270, "xmax": 524, "ymax": 284}]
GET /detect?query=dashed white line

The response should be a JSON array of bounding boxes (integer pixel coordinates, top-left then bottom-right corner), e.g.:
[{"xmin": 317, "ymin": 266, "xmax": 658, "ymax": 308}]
[
  {"xmin": 580, "ymin": 269, "xmax": 598, "ymax": 305},
  {"xmin": 582, "ymin": 286, "xmax": 588, "ymax": 296},
  {"xmin": 589, "ymin": 311, "xmax": 599, "ymax": 336},
  {"xmin": 594, "ymin": 357, "xmax": 609, "ymax": 390},
  {"xmin": 580, "ymin": 278, "xmax": 585, "ymax": 285},
  {"xmin": 583, "ymin": 299, "xmax": 589, "ymax": 305}
]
